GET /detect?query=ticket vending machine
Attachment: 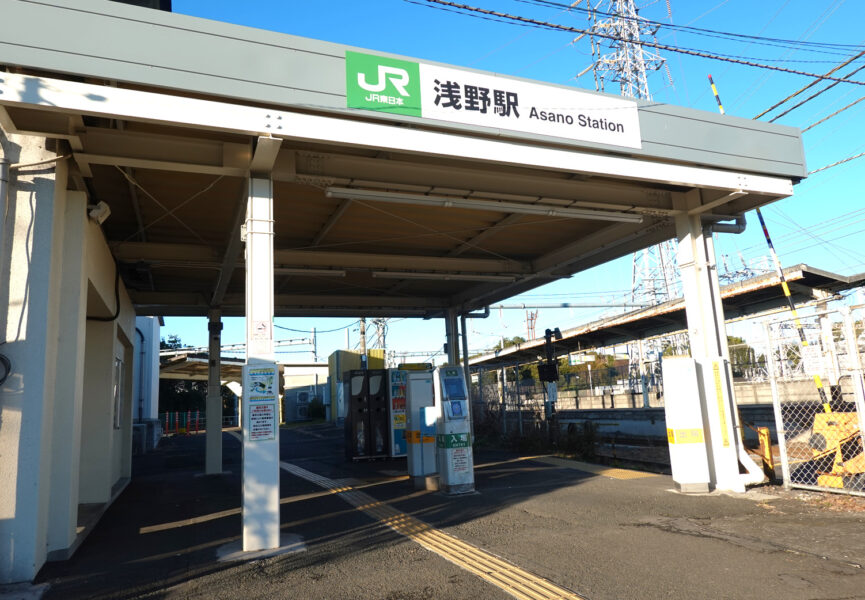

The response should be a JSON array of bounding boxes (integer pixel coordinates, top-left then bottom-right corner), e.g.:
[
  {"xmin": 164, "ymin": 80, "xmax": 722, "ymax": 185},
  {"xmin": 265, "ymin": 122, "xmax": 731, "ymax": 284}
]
[
  {"xmin": 405, "ymin": 369, "xmax": 437, "ymax": 488},
  {"xmin": 344, "ymin": 369, "xmax": 389, "ymax": 461},
  {"xmin": 434, "ymin": 366, "xmax": 475, "ymax": 494},
  {"xmin": 387, "ymin": 370, "xmax": 408, "ymax": 458}
]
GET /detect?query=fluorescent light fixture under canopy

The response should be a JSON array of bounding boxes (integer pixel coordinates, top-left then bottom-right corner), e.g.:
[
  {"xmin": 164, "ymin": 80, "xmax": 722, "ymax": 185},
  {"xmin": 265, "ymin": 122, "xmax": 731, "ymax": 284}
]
[{"xmin": 325, "ymin": 187, "xmax": 643, "ymax": 223}]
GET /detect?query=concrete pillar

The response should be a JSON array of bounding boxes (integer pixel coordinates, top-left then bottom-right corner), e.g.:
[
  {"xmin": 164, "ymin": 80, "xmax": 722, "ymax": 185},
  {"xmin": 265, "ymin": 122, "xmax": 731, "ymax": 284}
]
[
  {"xmin": 0, "ymin": 136, "xmax": 66, "ymax": 582},
  {"xmin": 206, "ymin": 309, "xmax": 223, "ymax": 474},
  {"xmin": 46, "ymin": 190, "xmax": 88, "ymax": 556},
  {"xmin": 674, "ymin": 190, "xmax": 757, "ymax": 492}
]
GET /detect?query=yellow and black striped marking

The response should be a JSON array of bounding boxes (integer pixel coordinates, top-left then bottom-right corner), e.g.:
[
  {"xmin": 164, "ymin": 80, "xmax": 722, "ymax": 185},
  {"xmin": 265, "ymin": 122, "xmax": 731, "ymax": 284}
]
[
  {"xmin": 279, "ymin": 459, "xmax": 587, "ymax": 600},
  {"xmin": 755, "ymin": 208, "xmax": 832, "ymax": 413},
  {"xmin": 708, "ymin": 74, "xmax": 725, "ymax": 115}
]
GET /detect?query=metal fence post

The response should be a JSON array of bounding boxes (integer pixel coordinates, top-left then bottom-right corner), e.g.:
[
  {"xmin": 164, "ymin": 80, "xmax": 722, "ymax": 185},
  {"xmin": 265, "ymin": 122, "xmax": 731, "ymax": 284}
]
[
  {"xmin": 841, "ymin": 307, "xmax": 865, "ymax": 437},
  {"xmin": 516, "ymin": 365, "xmax": 523, "ymax": 436},
  {"xmin": 765, "ymin": 322, "xmax": 791, "ymax": 488}
]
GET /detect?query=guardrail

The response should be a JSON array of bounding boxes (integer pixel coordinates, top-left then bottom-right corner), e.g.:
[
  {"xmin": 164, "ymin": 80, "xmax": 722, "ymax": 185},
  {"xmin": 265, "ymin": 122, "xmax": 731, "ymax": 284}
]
[{"xmin": 159, "ymin": 412, "xmax": 239, "ymax": 435}]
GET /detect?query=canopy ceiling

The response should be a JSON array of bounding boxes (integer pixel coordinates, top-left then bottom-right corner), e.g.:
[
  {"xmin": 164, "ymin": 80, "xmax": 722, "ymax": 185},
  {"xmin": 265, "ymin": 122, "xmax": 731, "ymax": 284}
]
[{"xmin": 0, "ymin": 0, "xmax": 806, "ymax": 319}]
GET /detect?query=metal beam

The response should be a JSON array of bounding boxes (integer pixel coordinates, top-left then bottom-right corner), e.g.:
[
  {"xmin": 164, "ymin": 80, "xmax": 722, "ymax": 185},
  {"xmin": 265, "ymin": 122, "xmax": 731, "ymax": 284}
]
[
  {"xmin": 249, "ymin": 136, "xmax": 282, "ymax": 176},
  {"xmin": 113, "ymin": 243, "xmax": 531, "ymax": 275},
  {"xmin": 273, "ymin": 249, "xmax": 530, "ymax": 274},
  {"xmin": 211, "ymin": 179, "xmax": 250, "ymax": 307},
  {"xmin": 447, "ymin": 213, "xmax": 523, "ymax": 257},
  {"xmin": 0, "ymin": 72, "xmax": 796, "ymax": 196},
  {"xmin": 312, "ymin": 199, "xmax": 352, "ymax": 247}
]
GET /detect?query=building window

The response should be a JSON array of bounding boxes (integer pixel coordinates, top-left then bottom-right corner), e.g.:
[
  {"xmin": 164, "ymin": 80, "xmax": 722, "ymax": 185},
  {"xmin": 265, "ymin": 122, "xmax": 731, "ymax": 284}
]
[{"xmin": 113, "ymin": 358, "xmax": 123, "ymax": 429}]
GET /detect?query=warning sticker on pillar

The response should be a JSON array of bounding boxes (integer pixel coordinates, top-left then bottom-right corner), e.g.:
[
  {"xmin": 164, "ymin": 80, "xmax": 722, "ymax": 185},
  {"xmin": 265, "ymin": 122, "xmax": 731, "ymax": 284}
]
[
  {"xmin": 246, "ymin": 365, "xmax": 277, "ymax": 402},
  {"xmin": 712, "ymin": 362, "xmax": 731, "ymax": 448},
  {"xmin": 243, "ymin": 363, "xmax": 279, "ymax": 441},
  {"xmin": 249, "ymin": 403, "xmax": 276, "ymax": 441},
  {"xmin": 252, "ymin": 320, "xmax": 272, "ymax": 340}
]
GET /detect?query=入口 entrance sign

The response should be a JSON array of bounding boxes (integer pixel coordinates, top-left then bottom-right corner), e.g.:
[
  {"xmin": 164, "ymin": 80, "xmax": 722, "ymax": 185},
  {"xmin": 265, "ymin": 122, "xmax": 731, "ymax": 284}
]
[{"xmin": 346, "ymin": 51, "xmax": 642, "ymax": 150}]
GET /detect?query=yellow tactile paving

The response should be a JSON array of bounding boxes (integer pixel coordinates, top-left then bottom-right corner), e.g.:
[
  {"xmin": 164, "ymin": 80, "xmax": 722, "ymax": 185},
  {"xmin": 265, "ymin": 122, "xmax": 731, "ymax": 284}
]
[
  {"xmin": 278, "ymin": 459, "xmax": 587, "ymax": 600},
  {"xmin": 534, "ymin": 455, "xmax": 658, "ymax": 480}
]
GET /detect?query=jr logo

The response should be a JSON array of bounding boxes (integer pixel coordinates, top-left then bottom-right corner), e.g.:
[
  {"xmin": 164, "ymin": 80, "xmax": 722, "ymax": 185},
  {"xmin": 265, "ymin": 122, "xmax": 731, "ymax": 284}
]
[
  {"xmin": 357, "ymin": 65, "xmax": 411, "ymax": 97},
  {"xmin": 346, "ymin": 51, "xmax": 421, "ymax": 117}
]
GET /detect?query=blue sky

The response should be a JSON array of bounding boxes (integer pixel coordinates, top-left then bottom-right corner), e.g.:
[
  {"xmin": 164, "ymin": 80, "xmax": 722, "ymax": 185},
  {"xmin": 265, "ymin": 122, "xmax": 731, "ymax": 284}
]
[{"xmin": 164, "ymin": 0, "xmax": 865, "ymax": 362}]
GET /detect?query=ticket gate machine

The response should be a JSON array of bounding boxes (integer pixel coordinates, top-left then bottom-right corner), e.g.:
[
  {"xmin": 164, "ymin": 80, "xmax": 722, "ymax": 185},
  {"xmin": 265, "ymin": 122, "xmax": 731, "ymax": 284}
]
[
  {"xmin": 405, "ymin": 369, "xmax": 437, "ymax": 488},
  {"xmin": 434, "ymin": 367, "xmax": 475, "ymax": 494}
]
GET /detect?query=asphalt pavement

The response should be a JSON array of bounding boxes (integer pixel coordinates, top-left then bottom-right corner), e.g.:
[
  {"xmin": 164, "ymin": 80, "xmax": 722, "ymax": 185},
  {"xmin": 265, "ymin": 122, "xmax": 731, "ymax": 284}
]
[{"xmin": 22, "ymin": 423, "xmax": 865, "ymax": 600}]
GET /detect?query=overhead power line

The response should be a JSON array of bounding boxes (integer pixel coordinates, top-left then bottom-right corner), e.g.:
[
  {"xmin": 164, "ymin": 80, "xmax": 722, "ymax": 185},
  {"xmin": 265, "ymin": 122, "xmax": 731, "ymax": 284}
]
[
  {"xmin": 754, "ymin": 49, "xmax": 865, "ymax": 119},
  {"xmin": 516, "ymin": 0, "xmax": 863, "ymax": 55},
  {"xmin": 769, "ymin": 60, "xmax": 865, "ymax": 122},
  {"xmin": 809, "ymin": 151, "xmax": 865, "ymax": 175},
  {"xmin": 274, "ymin": 320, "xmax": 359, "ymax": 334},
  {"xmin": 410, "ymin": 0, "xmax": 865, "ymax": 85},
  {"xmin": 803, "ymin": 94, "xmax": 865, "ymax": 132}
]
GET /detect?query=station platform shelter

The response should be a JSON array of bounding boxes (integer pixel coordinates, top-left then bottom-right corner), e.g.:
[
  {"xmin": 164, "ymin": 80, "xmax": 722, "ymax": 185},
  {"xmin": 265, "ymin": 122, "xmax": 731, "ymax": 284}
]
[{"xmin": 0, "ymin": 0, "xmax": 805, "ymax": 584}]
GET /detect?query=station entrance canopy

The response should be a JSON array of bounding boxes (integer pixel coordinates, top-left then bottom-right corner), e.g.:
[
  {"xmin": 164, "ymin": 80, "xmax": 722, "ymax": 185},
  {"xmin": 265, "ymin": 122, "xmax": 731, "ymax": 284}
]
[{"xmin": 0, "ymin": 0, "xmax": 805, "ymax": 319}]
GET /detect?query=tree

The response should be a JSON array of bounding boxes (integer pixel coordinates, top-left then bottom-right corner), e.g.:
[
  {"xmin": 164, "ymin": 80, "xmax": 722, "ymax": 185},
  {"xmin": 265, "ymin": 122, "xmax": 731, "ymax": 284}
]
[
  {"xmin": 728, "ymin": 335, "xmax": 762, "ymax": 378},
  {"xmin": 160, "ymin": 334, "xmax": 183, "ymax": 350},
  {"xmin": 491, "ymin": 336, "xmax": 526, "ymax": 352}
]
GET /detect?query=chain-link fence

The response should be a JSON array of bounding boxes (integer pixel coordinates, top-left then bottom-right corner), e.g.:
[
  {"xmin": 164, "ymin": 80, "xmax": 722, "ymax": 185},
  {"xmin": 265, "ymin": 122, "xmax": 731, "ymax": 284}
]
[
  {"xmin": 765, "ymin": 307, "xmax": 865, "ymax": 496},
  {"xmin": 472, "ymin": 362, "xmax": 666, "ymax": 438}
]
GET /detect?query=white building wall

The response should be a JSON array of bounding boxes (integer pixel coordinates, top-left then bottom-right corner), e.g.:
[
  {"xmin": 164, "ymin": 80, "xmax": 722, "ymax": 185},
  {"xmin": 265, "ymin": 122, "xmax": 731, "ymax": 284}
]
[
  {"xmin": 0, "ymin": 130, "xmax": 136, "ymax": 582},
  {"xmin": 133, "ymin": 316, "xmax": 161, "ymax": 421},
  {"xmin": 0, "ymin": 134, "xmax": 68, "ymax": 582}
]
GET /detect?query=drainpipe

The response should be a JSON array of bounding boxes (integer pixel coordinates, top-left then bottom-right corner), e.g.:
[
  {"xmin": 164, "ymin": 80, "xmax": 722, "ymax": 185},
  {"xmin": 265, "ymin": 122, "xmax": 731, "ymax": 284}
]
[
  {"xmin": 0, "ymin": 156, "xmax": 8, "ymax": 210},
  {"xmin": 702, "ymin": 212, "xmax": 765, "ymax": 485},
  {"xmin": 464, "ymin": 306, "xmax": 490, "ymax": 319},
  {"xmin": 0, "ymin": 142, "xmax": 8, "ymax": 241},
  {"xmin": 0, "ymin": 148, "xmax": 8, "ymax": 386}
]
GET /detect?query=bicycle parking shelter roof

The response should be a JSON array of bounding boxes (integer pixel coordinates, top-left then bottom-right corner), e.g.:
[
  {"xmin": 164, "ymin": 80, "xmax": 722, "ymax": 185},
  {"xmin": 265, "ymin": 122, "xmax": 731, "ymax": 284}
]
[{"xmin": 0, "ymin": 0, "xmax": 807, "ymax": 319}]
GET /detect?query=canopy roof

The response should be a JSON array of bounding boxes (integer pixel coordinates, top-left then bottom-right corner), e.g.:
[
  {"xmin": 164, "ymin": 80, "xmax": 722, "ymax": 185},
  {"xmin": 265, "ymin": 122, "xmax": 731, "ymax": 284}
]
[
  {"xmin": 469, "ymin": 264, "xmax": 865, "ymax": 369},
  {"xmin": 0, "ymin": 0, "xmax": 806, "ymax": 318}
]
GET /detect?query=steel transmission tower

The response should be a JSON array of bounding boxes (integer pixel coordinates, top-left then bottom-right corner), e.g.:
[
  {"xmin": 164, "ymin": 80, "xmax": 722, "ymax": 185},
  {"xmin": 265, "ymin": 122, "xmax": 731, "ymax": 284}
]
[
  {"xmin": 575, "ymin": 0, "xmax": 681, "ymax": 394},
  {"xmin": 575, "ymin": 0, "xmax": 678, "ymax": 307},
  {"xmin": 578, "ymin": 0, "xmax": 667, "ymax": 100}
]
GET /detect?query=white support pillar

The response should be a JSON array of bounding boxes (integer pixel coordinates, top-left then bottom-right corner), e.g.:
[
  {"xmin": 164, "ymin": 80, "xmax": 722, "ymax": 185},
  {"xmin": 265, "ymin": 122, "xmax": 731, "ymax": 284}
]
[
  {"xmin": 0, "ymin": 136, "xmax": 67, "ymax": 582},
  {"xmin": 206, "ymin": 309, "xmax": 223, "ymax": 474},
  {"xmin": 635, "ymin": 338, "xmax": 646, "ymax": 407},
  {"xmin": 46, "ymin": 190, "xmax": 88, "ymax": 557},
  {"xmin": 673, "ymin": 190, "xmax": 760, "ymax": 492},
  {"xmin": 445, "ymin": 309, "xmax": 458, "ymax": 365},
  {"xmin": 242, "ymin": 176, "xmax": 280, "ymax": 552}
]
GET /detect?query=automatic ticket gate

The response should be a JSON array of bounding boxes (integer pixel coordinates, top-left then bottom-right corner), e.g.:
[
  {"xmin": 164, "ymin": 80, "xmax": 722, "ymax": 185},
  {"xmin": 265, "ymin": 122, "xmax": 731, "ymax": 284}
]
[
  {"xmin": 344, "ymin": 369, "xmax": 389, "ymax": 460},
  {"xmin": 405, "ymin": 369, "xmax": 437, "ymax": 488},
  {"xmin": 434, "ymin": 366, "xmax": 475, "ymax": 494}
]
